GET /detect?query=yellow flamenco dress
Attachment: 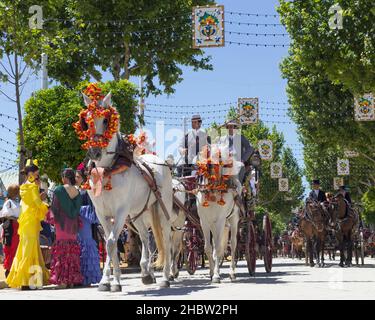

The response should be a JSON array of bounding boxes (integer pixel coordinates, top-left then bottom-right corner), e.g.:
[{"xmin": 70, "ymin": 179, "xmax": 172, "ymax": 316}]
[{"xmin": 6, "ymin": 182, "xmax": 50, "ymax": 289}]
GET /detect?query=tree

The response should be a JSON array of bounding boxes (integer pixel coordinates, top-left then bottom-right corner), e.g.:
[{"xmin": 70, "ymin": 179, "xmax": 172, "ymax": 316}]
[
  {"xmin": 241, "ymin": 121, "xmax": 304, "ymax": 217},
  {"xmin": 23, "ymin": 80, "xmax": 138, "ymax": 182},
  {"xmin": 362, "ymin": 187, "xmax": 375, "ymax": 226},
  {"xmin": 278, "ymin": 0, "xmax": 375, "ymax": 94},
  {"xmin": 26, "ymin": 0, "xmax": 215, "ymax": 94},
  {"xmin": 0, "ymin": 0, "xmax": 47, "ymax": 181}
]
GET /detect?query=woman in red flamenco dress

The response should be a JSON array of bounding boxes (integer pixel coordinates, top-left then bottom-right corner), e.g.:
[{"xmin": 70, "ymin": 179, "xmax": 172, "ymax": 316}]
[
  {"xmin": 1, "ymin": 184, "xmax": 21, "ymax": 278},
  {"xmin": 48, "ymin": 168, "xmax": 83, "ymax": 288}
]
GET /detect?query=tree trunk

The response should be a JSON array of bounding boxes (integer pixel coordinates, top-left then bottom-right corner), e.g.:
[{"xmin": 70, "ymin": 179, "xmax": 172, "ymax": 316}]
[
  {"xmin": 14, "ymin": 54, "xmax": 26, "ymax": 184},
  {"xmin": 122, "ymin": 42, "xmax": 131, "ymax": 80}
]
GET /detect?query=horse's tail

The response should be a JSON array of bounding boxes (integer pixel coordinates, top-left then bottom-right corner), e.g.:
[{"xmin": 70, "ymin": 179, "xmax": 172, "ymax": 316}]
[{"xmin": 150, "ymin": 203, "xmax": 165, "ymax": 269}]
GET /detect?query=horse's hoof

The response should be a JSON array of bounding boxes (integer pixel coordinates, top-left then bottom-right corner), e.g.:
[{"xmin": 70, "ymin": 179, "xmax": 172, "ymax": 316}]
[
  {"xmin": 173, "ymin": 271, "xmax": 179, "ymax": 279},
  {"xmin": 110, "ymin": 284, "xmax": 122, "ymax": 292},
  {"xmin": 142, "ymin": 275, "xmax": 154, "ymax": 285},
  {"xmin": 160, "ymin": 280, "xmax": 170, "ymax": 288},
  {"xmin": 339, "ymin": 263, "xmax": 345, "ymax": 268},
  {"xmin": 211, "ymin": 277, "xmax": 221, "ymax": 284},
  {"xmin": 310, "ymin": 263, "xmax": 315, "ymax": 268},
  {"xmin": 168, "ymin": 276, "xmax": 175, "ymax": 282},
  {"xmin": 98, "ymin": 283, "xmax": 111, "ymax": 292},
  {"xmin": 229, "ymin": 274, "xmax": 236, "ymax": 282},
  {"xmin": 152, "ymin": 277, "xmax": 156, "ymax": 284}
]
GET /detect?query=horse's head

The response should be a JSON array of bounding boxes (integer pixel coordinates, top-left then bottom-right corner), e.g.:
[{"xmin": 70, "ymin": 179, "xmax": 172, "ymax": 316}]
[
  {"xmin": 331, "ymin": 193, "xmax": 346, "ymax": 218},
  {"xmin": 306, "ymin": 199, "xmax": 326, "ymax": 232},
  {"xmin": 73, "ymin": 86, "xmax": 120, "ymax": 164}
]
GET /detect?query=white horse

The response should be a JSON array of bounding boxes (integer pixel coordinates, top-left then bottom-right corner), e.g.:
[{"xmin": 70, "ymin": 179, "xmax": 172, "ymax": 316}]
[
  {"xmin": 195, "ymin": 144, "xmax": 241, "ymax": 283},
  {"xmin": 168, "ymin": 179, "xmax": 186, "ymax": 281},
  {"xmin": 81, "ymin": 92, "xmax": 177, "ymax": 291}
]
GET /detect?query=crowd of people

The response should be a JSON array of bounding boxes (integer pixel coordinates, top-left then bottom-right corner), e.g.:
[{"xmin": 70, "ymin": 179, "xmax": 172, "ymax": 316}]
[{"xmin": 0, "ymin": 161, "xmax": 109, "ymax": 290}]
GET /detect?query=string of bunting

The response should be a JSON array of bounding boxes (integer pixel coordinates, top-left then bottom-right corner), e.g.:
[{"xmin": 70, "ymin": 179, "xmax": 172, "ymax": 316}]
[
  {"xmin": 0, "ymin": 155, "xmax": 17, "ymax": 164},
  {"xmin": 43, "ymin": 10, "xmax": 281, "ymax": 24},
  {"xmin": 0, "ymin": 124, "xmax": 17, "ymax": 134},
  {"xmin": 0, "ymin": 164, "xmax": 17, "ymax": 173},
  {"xmin": 0, "ymin": 137, "xmax": 17, "ymax": 148},
  {"xmin": 0, "ymin": 147, "xmax": 18, "ymax": 156},
  {"xmin": 0, "ymin": 113, "xmax": 17, "ymax": 121}
]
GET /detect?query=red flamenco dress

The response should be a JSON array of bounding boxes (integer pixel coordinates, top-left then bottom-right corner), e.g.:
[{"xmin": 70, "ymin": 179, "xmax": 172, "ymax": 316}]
[
  {"xmin": 1, "ymin": 199, "xmax": 20, "ymax": 276},
  {"xmin": 49, "ymin": 185, "xmax": 83, "ymax": 286}
]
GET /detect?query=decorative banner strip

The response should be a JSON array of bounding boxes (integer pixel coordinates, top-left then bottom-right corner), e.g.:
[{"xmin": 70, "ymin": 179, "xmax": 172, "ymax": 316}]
[
  {"xmin": 238, "ymin": 98, "xmax": 259, "ymax": 124},
  {"xmin": 192, "ymin": 5, "xmax": 225, "ymax": 48},
  {"xmin": 333, "ymin": 177, "xmax": 344, "ymax": 190},
  {"xmin": 337, "ymin": 158, "xmax": 350, "ymax": 176},
  {"xmin": 270, "ymin": 162, "xmax": 282, "ymax": 178},
  {"xmin": 258, "ymin": 140, "xmax": 273, "ymax": 161},
  {"xmin": 279, "ymin": 178, "xmax": 289, "ymax": 192},
  {"xmin": 354, "ymin": 93, "xmax": 374, "ymax": 121}
]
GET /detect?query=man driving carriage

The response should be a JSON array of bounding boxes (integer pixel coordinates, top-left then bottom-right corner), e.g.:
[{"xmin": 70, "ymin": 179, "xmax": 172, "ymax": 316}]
[
  {"xmin": 308, "ymin": 179, "xmax": 327, "ymax": 204},
  {"xmin": 177, "ymin": 114, "xmax": 208, "ymax": 177},
  {"xmin": 218, "ymin": 120, "xmax": 255, "ymax": 185}
]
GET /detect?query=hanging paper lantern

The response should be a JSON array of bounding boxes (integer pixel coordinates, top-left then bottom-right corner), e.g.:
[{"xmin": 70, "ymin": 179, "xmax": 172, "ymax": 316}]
[
  {"xmin": 354, "ymin": 93, "xmax": 374, "ymax": 121},
  {"xmin": 279, "ymin": 178, "xmax": 289, "ymax": 192},
  {"xmin": 270, "ymin": 162, "xmax": 282, "ymax": 178},
  {"xmin": 192, "ymin": 5, "xmax": 225, "ymax": 48},
  {"xmin": 258, "ymin": 140, "xmax": 273, "ymax": 161},
  {"xmin": 238, "ymin": 98, "xmax": 259, "ymax": 124},
  {"xmin": 337, "ymin": 159, "xmax": 350, "ymax": 176}
]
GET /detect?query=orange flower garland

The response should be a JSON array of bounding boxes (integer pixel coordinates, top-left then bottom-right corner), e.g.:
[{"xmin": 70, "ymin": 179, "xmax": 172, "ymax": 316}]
[
  {"xmin": 196, "ymin": 146, "xmax": 233, "ymax": 207},
  {"xmin": 73, "ymin": 83, "xmax": 121, "ymax": 191}
]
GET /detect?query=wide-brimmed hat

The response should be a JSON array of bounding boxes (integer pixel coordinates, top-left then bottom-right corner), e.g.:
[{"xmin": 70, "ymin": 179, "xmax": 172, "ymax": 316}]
[
  {"xmin": 225, "ymin": 120, "xmax": 240, "ymax": 128},
  {"xmin": 191, "ymin": 114, "xmax": 202, "ymax": 121},
  {"xmin": 312, "ymin": 179, "xmax": 320, "ymax": 185}
]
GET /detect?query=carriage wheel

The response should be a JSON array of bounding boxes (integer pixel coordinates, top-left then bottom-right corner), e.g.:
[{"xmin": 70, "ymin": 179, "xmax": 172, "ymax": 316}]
[
  {"xmin": 263, "ymin": 214, "xmax": 273, "ymax": 273},
  {"xmin": 245, "ymin": 221, "xmax": 257, "ymax": 276},
  {"xmin": 185, "ymin": 250, "xmax": 199, "ymax": 275}
]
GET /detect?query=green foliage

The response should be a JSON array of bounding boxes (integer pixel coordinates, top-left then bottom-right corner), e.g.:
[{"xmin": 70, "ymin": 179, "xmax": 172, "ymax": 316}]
[
  {"xmin": 23, "ymin": 80, "xmax": 138, "ymax": 182},
  {"xmin": 242, "ymin": 121, "xmax": 305, "ymax": 217},
  {"xmin": 362, "ymin": 187, "xmax": 375, "ymax": 225},
  {"xmin": 255, "ymin": 206, "xmax": 287, "ymax": 236},
  {"xmin": 278, "ymin": 0, "xmax": 375, "ymax": 202},
  {"xmin": 278, "ymin": 0, "xmax": 375, "ymax": 94}
]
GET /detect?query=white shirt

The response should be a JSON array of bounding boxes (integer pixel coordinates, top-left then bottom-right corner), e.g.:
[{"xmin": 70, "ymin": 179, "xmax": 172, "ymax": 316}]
[
  {"xmin": 178, "ymin": 128, "xmax": 208, "ymax": 165},
  {"xmin": 0, "ymin": 199, "xmax": 20, "ymax": 218}
]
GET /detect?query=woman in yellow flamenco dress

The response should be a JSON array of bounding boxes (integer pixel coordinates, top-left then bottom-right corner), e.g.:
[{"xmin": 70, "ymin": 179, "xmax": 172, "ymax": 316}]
[{"xmin": 6, "ymin": 162, "xmax": 49, "ymax": 289}]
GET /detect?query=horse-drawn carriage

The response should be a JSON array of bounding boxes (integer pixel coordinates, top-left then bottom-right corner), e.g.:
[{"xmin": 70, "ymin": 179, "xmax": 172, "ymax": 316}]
[{"xmin": 173, "ymin": 149, "xmax": 273, "ymax": 277}]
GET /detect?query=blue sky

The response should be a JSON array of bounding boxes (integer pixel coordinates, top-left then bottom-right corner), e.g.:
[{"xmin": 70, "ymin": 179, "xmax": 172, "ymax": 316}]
[{"xmin": 0, "ymin": 0, "xmax": 308, "ymax": 192}]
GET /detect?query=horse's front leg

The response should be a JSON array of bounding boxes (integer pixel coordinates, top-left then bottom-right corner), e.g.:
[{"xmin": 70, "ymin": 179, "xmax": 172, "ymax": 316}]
[
  {"xmin": 229, "ymin": 214, "xmax": 239, "ymax": 281},
  {"xmin": 134, "ymin": 220, "xmax": 154, "ymax": 285},
  {"xmin": 211, "ymin": 220, "xmax": 226, "ymax": 284},
  {"xmin": 106, "ymin": 214, "xmax": 128, "ymax": 292},
  {"xmin": 201, "ymin": 222, "xmax": 214, "ymax": 280},
  {"xmin": 95, "ymin": 217, "xmax": 112, "ymax": 291}
]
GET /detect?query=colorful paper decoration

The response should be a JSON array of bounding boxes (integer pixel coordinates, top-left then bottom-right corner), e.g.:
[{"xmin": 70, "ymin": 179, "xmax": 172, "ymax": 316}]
[
  {"xmin": 344, "ymin": 150, "xmax": 359, "ymax": 158},
  {"xmin": 270, "ymin": 162, "xmax": 282, "ymax": 178},
  {"xmin": 354, "ymin": 93, "xmax": 374, "ymax": 121},
  {"xmin": 258, "ymin": 140, "xmax": 273, "ymax": 161},
  {"xmin": 337, "ymin": 159, "xmax": 350, "ymax": 176},
  {"xmin": 192, "ymin": 5, "xmax": 225, "ymax": 48},
  {"xmin": 279, "ymin": 178, "xmax": 289, "ymax": 192},
  {"xmin": 238, "ymin": 98, "xmax": 259, "ymax": 125},
  {"xmin": 333, "ymin": 177, "xmax": 344, "ymax": 190}
]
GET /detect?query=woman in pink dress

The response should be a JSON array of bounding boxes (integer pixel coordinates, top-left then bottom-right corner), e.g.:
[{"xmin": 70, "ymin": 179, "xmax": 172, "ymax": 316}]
[{"xmin": 49, "ymin": 168, "xmax": 83, "ymax": 288}]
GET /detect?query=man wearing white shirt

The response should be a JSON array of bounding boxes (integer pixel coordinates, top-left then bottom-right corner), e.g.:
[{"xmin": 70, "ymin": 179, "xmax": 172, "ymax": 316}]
[{"xmin": 178, "ymin": 114, "xmax": 208, "ymax": 176}]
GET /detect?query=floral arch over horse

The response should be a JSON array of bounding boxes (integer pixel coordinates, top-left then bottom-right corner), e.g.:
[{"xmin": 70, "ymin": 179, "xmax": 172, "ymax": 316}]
[{"xmin": 73, "ymin": 83, "xmax": 177, "ymax": 291}]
